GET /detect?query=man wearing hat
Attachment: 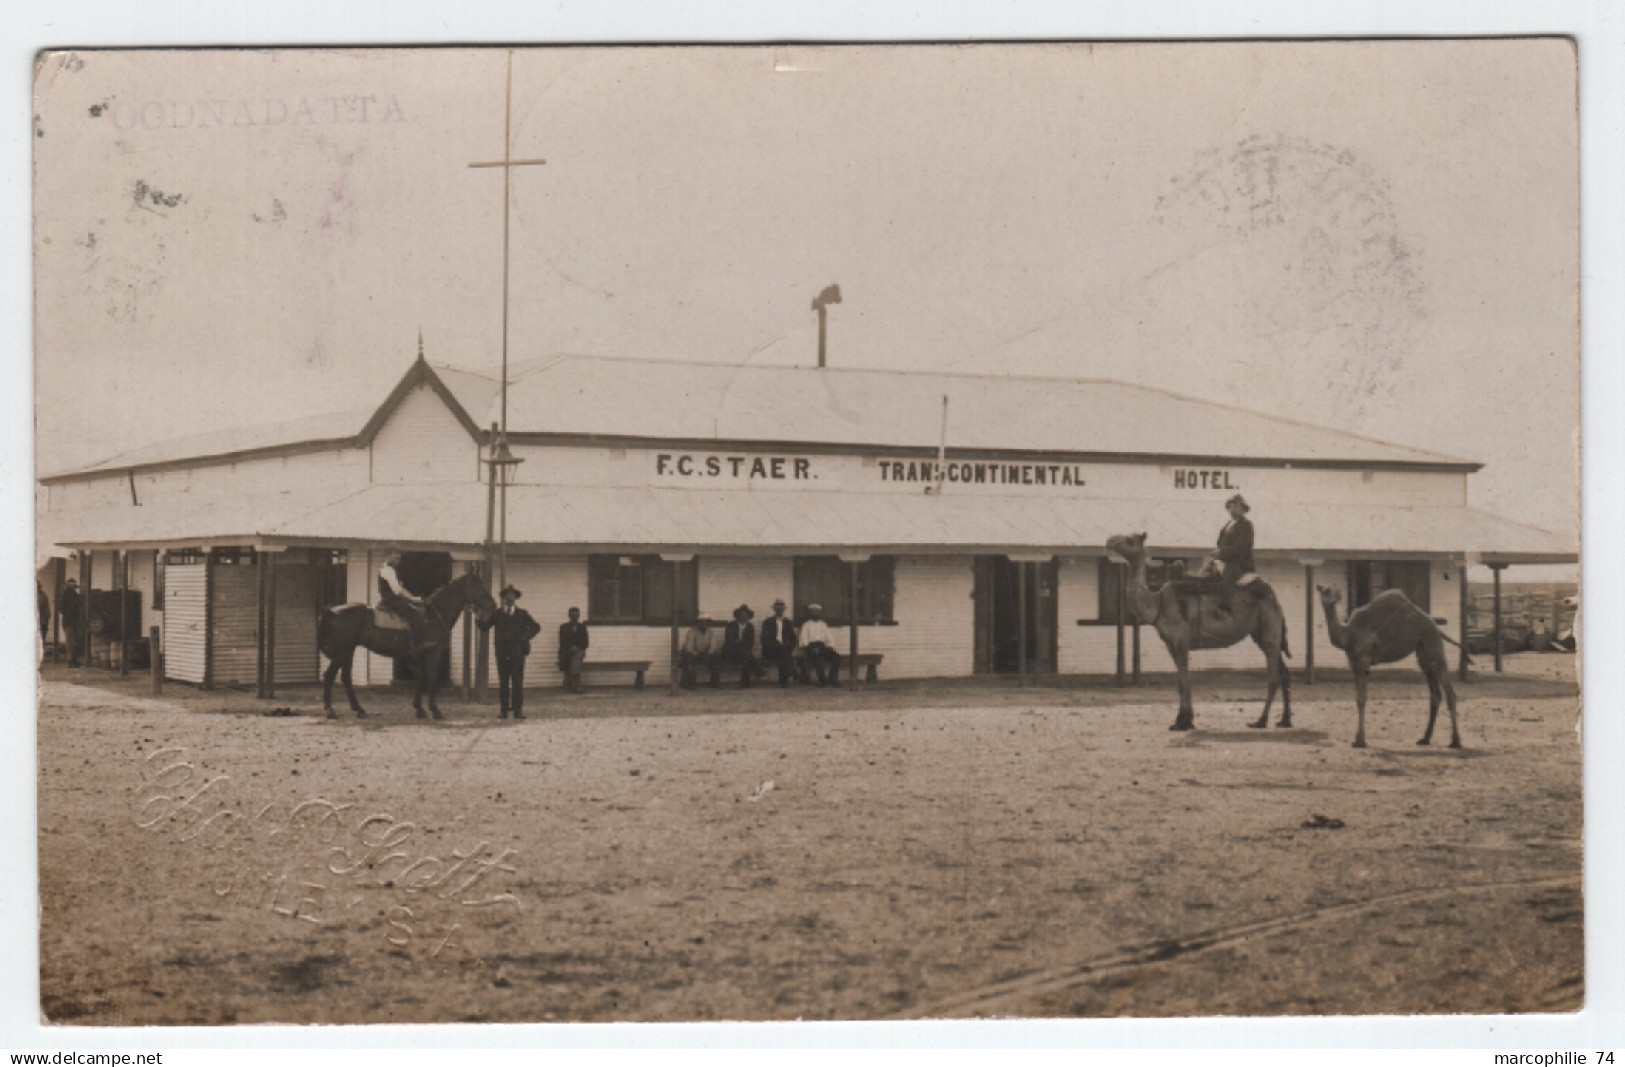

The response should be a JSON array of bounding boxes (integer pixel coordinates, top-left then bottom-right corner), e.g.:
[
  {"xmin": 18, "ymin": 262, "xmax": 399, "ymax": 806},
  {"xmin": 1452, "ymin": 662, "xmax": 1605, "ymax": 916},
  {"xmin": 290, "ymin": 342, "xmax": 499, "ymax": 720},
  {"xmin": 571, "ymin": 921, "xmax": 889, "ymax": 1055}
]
[
  {"xmin": 797, "ymin": 603, "xmax": 841, "ymax": 687},
  {"xmin": 1211, "ymin": 493, "xmax": 1256, "ymax": 616},
  {"xmin": 678, "ymin": 616, "xmax": 725, "ymax": 689},
  {"xmin": 478, "ymin": 584, "xmax": 542, "ymax": 719},
  {"xmin": 759, "ymin": 598, "xmax": 799, "ymax": 688},
  {"xmin": 557, "ymin": 606, "xmax": 590, "ymax": 694},
  {"xmin": 57, "ymin": 577, "xmax": 83, "ymax": 667},
  {"xmin": 721, "ymin": 604, "xmax": 760, "ymax": 689}
]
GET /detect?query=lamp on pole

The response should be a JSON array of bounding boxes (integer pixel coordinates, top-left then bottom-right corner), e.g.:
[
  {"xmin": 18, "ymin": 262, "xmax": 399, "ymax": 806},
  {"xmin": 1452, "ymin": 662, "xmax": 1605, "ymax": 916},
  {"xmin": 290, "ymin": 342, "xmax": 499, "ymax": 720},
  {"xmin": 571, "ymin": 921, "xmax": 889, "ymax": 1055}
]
[{"xmin": 485, "ymin": 430, "xmax": 524, "ymax": 591}]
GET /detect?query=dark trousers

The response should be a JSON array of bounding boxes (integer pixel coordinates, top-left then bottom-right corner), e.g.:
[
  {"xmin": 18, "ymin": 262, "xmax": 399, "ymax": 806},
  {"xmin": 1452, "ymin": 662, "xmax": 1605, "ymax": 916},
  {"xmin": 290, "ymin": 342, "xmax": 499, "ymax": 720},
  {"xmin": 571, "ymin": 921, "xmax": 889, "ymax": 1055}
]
[
  {"xmin": 63, "ymin": 622, "xmax": 83, "ymax": 666},
  {"xmin": 802, "ymin": 643, "xmax": 840, "ymax": 686},
  {"xmin": 679, "ymin": 652, "xmax": 721, "ymax": 689},
  {"xmin": 723, "ymin": 651, "xmax": 760, "ymax": 688},
  {"xmin": 496, "ymin": 651, "xmax": 527, "ymax": 716},
  {"xmin": 559, "ymin": 649, "xmax": 585, "ymax": 693},
  {"xmin": 764, "ymin": 647, "xmax": 795, "ymax": 687}
]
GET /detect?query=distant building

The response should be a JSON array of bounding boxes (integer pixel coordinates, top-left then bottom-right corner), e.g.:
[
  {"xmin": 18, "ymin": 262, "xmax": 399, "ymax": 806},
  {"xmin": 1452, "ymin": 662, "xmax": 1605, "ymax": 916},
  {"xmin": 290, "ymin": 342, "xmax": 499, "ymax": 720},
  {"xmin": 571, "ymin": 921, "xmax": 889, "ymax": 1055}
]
[{"xmin": 37, "ymin": 353, "xmax": 1575, "ymax": 688}]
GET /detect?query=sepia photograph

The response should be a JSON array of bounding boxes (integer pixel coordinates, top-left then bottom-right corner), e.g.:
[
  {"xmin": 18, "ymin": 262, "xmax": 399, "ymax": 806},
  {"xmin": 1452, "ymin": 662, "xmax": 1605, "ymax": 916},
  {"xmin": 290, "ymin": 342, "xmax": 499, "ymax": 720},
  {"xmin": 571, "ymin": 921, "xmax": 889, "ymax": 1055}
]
[{"xmin": 29, "ymin": 38, "xmax": 1585, "ymax": 1031}]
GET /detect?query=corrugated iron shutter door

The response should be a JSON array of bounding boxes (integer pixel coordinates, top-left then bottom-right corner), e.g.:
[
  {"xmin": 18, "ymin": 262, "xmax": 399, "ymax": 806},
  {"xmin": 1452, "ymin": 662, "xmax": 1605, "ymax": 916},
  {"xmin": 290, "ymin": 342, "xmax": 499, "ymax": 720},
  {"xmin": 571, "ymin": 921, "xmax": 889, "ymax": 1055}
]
[
  {"xmin": 273, "ymin": 563, "xmax": 321, "ymax": 684},
  {"xmin": 210, "ymin": 562, "xmax": 259, "ymax": 686},
  {"xmin": 162, "ymin": 562, "xmax": 208, "ymax": 684}
]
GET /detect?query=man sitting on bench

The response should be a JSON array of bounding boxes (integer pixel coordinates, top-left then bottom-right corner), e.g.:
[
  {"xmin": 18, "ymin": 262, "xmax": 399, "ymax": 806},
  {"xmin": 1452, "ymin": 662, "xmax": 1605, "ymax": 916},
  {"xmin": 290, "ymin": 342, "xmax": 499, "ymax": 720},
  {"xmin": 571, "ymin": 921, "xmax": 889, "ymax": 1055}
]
[
  {"xmin": 558, "ymin": 606, "xmax": 590, "ymax": 694},
  {"xmin": 797, "ymin": 603, "xmax": 841, "ymax": 687},
  {"xmin": 678, "ymin": 617, "xmax": 725, "ymax": 689}
]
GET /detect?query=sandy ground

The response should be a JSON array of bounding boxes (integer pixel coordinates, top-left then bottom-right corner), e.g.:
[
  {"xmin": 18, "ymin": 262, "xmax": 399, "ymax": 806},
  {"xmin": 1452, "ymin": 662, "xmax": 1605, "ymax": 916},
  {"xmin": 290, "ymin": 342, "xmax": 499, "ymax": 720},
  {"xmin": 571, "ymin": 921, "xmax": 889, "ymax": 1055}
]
[{"xmin": 36, "ymin": 656, "xmax": 1582, "ymax": 1025}]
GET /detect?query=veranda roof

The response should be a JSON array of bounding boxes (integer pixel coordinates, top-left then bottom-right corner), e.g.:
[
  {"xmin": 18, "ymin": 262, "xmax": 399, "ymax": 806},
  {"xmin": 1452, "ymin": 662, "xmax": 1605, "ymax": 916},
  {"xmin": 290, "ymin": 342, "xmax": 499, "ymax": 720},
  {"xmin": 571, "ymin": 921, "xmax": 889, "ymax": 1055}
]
[{"xmin": 42, "ymin": 483, "xmax": 1576, "ymax": 565}]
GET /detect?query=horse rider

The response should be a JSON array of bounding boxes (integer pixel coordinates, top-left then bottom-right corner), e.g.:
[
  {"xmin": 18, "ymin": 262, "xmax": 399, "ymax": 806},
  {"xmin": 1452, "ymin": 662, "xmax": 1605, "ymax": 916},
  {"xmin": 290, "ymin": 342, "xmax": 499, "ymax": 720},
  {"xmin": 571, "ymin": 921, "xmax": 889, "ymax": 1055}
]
[
  {"xmin": 377, "ymin": 549, "xmax": 430, "ymax": 645},
  {"xmin": 1207, "ymin": 493, "xmax": 1256, "ymax": 616}
]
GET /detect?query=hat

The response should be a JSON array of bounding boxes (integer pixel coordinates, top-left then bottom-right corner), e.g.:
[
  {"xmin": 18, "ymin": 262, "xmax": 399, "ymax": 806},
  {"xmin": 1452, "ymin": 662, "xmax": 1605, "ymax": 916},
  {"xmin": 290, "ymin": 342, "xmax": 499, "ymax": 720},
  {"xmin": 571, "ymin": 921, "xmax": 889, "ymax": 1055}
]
[
  {"xmin": 733, "ymin": 604, "xmax": 754, "ymax": 620},
  {"xmin": 567, "ymin": 606, "xmax": 581, "ymax": 615},
  {"xmin": 500, "ymin": 584, "xmax": 521, "ymax": 599},
  {"xmin": 807, "ymin": 602, "xmax": 823, "ymax": 613},
  {"xmin": 772, "ymin": 598, "xmax": 786, "ymax": 609},
  {"xmin": 64, "ymin": 577, "xmax": 78, "ymax": 586},
  {"xmin": 1226, "ymin": 494, "xmax": 1250, "ymax": 512}
]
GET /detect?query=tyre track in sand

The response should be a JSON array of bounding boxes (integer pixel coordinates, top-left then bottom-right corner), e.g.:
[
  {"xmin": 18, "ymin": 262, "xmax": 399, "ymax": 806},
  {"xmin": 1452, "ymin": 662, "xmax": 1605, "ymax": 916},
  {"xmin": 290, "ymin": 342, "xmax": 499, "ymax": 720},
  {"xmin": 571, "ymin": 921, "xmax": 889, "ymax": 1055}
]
[{"xmin": 900, "ymin": 873, "xmax": 1580, "ymax": 1019}]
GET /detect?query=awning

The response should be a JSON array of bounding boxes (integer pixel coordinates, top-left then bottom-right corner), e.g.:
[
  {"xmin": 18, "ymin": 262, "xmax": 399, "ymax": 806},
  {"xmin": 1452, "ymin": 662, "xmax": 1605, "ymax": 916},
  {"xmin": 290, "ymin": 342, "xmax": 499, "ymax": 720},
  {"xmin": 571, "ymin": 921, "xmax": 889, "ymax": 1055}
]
[{"xmin": 41, "ymin": 483, "xmax": 1575, "ymax": 564}]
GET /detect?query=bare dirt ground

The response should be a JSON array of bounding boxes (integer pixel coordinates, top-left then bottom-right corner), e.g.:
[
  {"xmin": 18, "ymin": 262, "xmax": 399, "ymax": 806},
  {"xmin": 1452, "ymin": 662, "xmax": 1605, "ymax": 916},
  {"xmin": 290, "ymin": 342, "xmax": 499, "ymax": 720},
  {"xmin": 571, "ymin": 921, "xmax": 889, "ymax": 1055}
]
[{"xmin": 36, "ymin": 656, "xmax": 1582, "ymax": 1025}]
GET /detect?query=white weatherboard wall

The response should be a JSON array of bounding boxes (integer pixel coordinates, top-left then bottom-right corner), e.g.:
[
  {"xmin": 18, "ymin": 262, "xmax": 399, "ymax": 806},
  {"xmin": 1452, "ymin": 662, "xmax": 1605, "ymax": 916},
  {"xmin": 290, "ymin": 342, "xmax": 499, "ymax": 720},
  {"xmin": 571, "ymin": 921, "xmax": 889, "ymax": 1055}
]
[
  {"xmin": 858, "ymin": 556, "xmax": 976, "ymax": 680},
  {"xmin": 371, "ymin": 385, "xmax": 479, "ymax": 485}
]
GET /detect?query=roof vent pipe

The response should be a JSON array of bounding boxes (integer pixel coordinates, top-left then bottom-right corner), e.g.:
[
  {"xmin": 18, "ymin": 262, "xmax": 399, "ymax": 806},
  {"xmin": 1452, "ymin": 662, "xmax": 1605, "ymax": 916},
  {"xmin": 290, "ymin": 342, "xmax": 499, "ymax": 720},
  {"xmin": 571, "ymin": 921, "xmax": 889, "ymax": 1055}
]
[{"xmin": 811, "ymin": 284, "xmax": 841, "ymax": 368}]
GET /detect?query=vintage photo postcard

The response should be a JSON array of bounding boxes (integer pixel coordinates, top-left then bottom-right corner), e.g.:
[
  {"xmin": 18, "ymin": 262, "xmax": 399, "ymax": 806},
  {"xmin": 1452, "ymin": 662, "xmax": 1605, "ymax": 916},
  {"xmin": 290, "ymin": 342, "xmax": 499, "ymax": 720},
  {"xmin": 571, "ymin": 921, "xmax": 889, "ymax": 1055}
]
[{"xmin": 32, "ymin": 41, "xmax": 1579, "ymax": 1026}]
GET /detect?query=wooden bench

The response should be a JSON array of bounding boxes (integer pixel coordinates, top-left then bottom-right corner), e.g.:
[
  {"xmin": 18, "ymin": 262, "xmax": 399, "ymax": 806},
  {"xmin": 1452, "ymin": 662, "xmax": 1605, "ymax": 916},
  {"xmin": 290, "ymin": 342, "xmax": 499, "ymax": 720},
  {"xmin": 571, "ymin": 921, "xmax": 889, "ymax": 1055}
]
[
  {"xmin": 577, "ymin": 660, "xmax": 653, "ymax": 689},
  {"xmin": 793, "ymin": 650, "xmax": 885, "ymax": 683}
]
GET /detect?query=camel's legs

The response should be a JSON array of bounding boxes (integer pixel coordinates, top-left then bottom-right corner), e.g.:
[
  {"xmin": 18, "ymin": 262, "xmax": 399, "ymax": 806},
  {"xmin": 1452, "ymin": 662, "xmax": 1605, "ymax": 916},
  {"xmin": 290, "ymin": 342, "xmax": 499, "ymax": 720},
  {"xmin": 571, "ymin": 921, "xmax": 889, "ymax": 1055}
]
[
  {"xmin": 1442, "ymin": 675, "xmax": 1462, "ymax": 748},
  {"xmin": 1169, "ymin": 644, "xmax": 1195, "ymax": 731},
  {"xmin": 1419, "ymin": 661, "xmax": 1442, "ymax": 746},
  {"xmin": 1275, "ymin": 648, "xmax": 1293, "ymax": 728},
  {"xmin": 1352, "ymin": 661, "xmax": 1369, "ymax": 748}
]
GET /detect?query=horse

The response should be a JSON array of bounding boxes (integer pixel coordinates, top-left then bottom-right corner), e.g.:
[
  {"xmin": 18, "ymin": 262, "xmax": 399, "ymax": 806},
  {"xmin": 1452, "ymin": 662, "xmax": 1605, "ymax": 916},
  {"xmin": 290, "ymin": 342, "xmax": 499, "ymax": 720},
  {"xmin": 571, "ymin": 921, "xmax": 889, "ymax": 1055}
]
[{"xmin": 318, "ymin": 572, "xmax": 496, "ymax": 720}]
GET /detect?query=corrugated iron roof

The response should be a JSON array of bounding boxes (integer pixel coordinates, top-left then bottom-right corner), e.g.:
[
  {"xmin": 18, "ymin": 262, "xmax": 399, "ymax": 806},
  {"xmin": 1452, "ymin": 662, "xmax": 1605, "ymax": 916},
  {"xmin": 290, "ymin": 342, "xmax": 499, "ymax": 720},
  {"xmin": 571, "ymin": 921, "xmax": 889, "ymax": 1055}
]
[
  {"xmin": 490, "ymin": 356, "xmax": 1475, "ymax": 468},
  {"xmin": 45, "ymin": 482, "xmax": 1564, "ymax": 562},
  {"xmin": 45, "ymin": 355, "xmax": 1479, "ymax": 481}
]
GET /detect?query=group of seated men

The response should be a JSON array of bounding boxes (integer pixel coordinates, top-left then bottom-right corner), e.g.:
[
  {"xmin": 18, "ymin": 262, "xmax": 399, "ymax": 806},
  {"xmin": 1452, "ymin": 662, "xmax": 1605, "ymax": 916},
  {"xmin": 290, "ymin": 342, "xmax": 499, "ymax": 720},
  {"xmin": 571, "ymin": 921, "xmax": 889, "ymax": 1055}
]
[{"xmin": 678, "ymin": 599, "xmax": 843, "ymax": 689}]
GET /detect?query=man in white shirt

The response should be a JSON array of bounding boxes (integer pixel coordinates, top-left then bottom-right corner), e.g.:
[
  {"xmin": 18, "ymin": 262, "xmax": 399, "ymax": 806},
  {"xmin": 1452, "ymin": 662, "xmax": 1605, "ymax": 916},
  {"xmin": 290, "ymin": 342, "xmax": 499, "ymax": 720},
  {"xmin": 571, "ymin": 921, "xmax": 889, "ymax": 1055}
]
[{"xmin": 797, "ymin": 603, "xmax": 840, "ymax": 687}]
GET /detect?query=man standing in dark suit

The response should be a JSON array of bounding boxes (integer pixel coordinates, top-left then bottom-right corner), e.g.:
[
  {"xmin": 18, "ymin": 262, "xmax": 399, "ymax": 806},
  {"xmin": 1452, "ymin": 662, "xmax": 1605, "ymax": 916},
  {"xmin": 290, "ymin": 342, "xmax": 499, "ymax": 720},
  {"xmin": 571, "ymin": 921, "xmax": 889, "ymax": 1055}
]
[
  {"xmin": 479, "ymin": 584, "xmax": 542, "ymax": 719},
  {"xmin": 558, "ymin": 606, "xmax": 590, "ymax": 694},
  {"xmin": 721, "ymin": 604, "xmax": 759, "ymax": 689},
  {"xmin": 58, "ymin": 577, "xmax": 83, "ymax": 667},
  {"xmin": 1213, "ymin": 494, "xmax": 1255, "ymax": 615},
  {"xmin": 760, "ymin": 598, "xmax": 798, "ymax": 687}
]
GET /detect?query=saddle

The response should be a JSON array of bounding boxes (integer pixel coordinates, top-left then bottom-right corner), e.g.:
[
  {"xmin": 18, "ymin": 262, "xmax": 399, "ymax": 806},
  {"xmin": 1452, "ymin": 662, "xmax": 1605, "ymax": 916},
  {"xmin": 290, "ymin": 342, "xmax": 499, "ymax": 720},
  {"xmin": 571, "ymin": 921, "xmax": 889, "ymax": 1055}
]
[{"xmin": 373, "ymin": 609, "xmax": 412, "ymax": 632}]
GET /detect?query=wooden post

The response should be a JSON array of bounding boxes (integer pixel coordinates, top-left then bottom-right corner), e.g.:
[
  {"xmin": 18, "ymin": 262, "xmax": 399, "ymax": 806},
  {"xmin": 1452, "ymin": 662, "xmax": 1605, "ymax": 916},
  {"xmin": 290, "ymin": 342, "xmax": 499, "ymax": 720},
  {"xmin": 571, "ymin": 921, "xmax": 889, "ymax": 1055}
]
[
  {"xmin": 1492, "ymin": 563, "xmax": 1505, "ymax": 673},
  {"xmin": 255, "ymin": 551, "xmax": 271, "ymax": 699},
  {"xmin": 462, "ymin": 562, "xmax": 475, "ymax": 702},
  {"xmin": 1132, "ymin": 616, "xmax": 1141, "ymax": 685},
  {"xmin": 265, "ymin": 551, "xmax": 278, "ymax": 698},
  {"xmin": 1304, "ymin": 564, "xmax": 1316, "ymax": 686},
  {"xmin": 1114, "ymin": 561, "xmax": 1127, "ymax": 686},
  {"xmin": 1016, "ymin": 560, "xmax": 1029, "ymax": 688},
  {"xmin": 52, "ymin": 558, "xmax": 63, "ymax": 651},
  {"xmin": 149, "ymin": 625, "xmax": 162, "ymax": 694},
  {"xmin": 118, "ymin": 550, "xmax": 130, "ymax": 675},
  {"xmin": 80, "ymin": 550, "xmax": 92, "ymax": 667},
  {"xmin": 848, "ymin": 560, "xmax": 860, "ymax": 691},
  {"xmin": 669, "ymin": 559, "xmax": 683, "ymax": 698},
  {"xmin": 1458, "ymin": 562, "xmax": 1471, "ymax": 681}
]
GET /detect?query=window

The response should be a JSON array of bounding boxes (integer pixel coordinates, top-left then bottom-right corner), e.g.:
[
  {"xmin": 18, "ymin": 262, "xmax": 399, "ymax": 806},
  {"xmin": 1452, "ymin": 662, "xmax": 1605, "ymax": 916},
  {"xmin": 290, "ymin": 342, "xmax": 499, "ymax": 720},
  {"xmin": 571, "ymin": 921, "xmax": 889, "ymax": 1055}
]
[
  {"xmin": 792, "ymin": 556, "xmax": 895, "ymax": 626},
  {"xmin": 1097, "ymin": 556, "xmax": 1201, "ymax": 624},
  {"xmin": 588, "ymin": 555, "xmax": 697, "ymax": 625},
  {"xmin": 1348, "ymin": 560, "xmax": 1430, "ymax": 612}
]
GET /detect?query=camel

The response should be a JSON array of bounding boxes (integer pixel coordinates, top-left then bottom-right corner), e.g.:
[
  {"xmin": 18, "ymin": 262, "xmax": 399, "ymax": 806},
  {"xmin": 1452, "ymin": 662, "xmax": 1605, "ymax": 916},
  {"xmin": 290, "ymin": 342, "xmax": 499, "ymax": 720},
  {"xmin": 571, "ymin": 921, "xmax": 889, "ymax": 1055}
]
[
  {"xmin": 1105, "ymin": 532, "xmax": 1291, "ymax": 732},
  {"xmin": 1316, "ymin": 585, "xmax": 1469, "ymax": 749}
]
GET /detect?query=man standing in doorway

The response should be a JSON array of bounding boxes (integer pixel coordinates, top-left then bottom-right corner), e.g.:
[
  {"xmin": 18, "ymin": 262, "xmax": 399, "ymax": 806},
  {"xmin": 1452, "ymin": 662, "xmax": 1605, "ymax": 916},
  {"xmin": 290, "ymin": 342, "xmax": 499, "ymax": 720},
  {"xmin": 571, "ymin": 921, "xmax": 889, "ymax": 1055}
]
[
  {"xmin": 558, "ymin": 606, "xmax": 590, "ymax": 694},
  {"xmin": 797, "ymin": 603, "xmax": 841, "ymax": 687},
  {"xmin": 58, "ymin": 577, "xmax": 83, "ymax": 667},
  {"xmin": 480, "ymin": 584, "xmax": 541, "ymax": 719},
  {"xmin": 760, "ymin": 598, "xmax": 798, "ymax": 687}
]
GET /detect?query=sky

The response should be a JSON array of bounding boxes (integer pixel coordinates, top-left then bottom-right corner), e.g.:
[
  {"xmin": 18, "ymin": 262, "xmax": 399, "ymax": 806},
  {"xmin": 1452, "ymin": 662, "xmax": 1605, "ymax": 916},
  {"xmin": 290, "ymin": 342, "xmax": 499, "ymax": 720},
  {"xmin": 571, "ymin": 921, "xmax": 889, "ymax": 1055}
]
[{"xmin": 33, "ymin": 42, "xmax": 1579, "ymax": 540}]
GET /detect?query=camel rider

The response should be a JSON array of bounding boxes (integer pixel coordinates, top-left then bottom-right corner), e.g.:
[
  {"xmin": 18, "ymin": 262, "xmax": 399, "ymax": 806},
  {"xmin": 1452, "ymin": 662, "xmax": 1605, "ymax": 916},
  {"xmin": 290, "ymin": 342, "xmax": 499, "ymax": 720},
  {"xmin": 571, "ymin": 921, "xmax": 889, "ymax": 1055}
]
[{"xmin": 1209, "ymin": 494, "xmax": 1256, "ymax": 616}]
